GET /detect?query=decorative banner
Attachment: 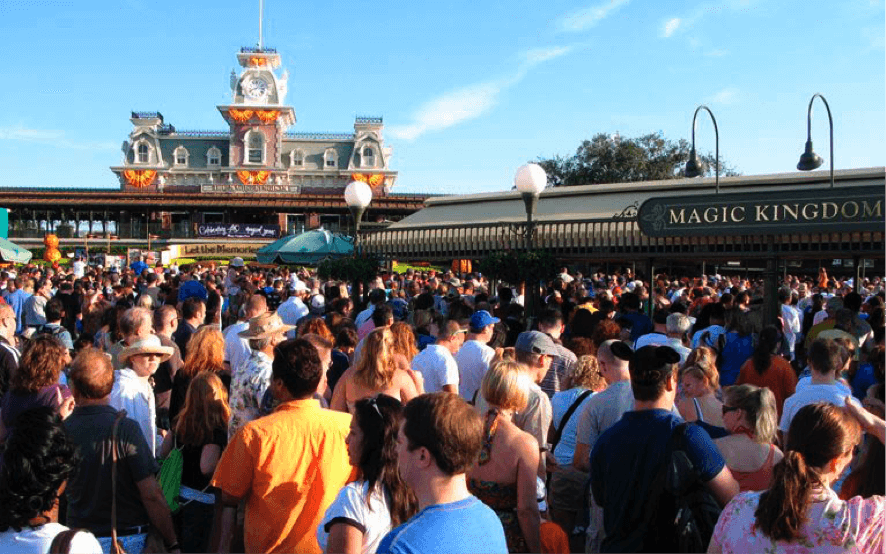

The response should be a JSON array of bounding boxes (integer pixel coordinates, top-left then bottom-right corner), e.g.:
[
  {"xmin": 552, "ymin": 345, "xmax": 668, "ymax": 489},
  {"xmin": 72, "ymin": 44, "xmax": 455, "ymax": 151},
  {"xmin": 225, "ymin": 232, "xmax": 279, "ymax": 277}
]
[
  {"xmin": 351, "ymin": 173, "xmax": 385, "ymax": 187},
  {"xmin": 123, "ymin": 169, "xmax": 157, "ymax": 188},
  {"xmin": 637, "ymin": 185, "xmax": 884, "ymax": 238},
  {"xmin": 249, "ymin": 57, "xmax": 267, "ymax": 67},
  {"xmin": 167, "ymin": 243, "xmax": 265, "ymax": 259},
  {"xmin": 237, "ymin": 170, "xmax": 271, "ymax": 185},
  {"xmin": 229, "ymin": 109, "xmax": 254, "ymax": 123},
  {"xmin": 256, "ymin": 110, "xmax": 278, "ymax": 124},
  {"xmin": 198, "ymin": 223, "xmax": 280, "ymax": 239}
]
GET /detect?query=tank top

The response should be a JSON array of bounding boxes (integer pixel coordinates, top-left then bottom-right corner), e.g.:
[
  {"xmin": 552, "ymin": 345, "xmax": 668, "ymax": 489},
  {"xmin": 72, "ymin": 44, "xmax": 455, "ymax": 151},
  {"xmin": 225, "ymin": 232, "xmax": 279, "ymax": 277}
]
[{"xmin": 731, "ymin": 443, "xmax": 777, "ymax": 492}]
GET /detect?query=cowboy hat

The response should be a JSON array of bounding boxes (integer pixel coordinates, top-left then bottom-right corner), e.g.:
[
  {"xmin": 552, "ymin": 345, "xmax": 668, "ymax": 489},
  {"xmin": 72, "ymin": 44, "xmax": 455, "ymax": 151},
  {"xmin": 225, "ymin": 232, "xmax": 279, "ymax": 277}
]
[
  {"xmin": 119, "ymin": 335, "xmax": 173, "ymax": 365},
  {"xmin": 238, "ymin": 312, "xmax": 295, "ymax": 339}
]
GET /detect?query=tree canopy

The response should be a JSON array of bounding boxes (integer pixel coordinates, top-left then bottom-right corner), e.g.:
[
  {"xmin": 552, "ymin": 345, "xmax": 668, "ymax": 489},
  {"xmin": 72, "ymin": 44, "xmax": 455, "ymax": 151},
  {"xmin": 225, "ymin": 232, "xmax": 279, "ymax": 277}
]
[{"xmin": 535, "ymin": 132, "xmax": 739, "ymax": 187}]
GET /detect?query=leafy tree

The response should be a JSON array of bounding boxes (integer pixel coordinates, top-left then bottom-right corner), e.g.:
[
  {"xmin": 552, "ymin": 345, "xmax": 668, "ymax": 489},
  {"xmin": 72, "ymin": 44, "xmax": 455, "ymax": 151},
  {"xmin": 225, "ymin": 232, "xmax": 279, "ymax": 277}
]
[{"xmin": 536, "ymin": 132, "xmax": 739, "ymax": 187}]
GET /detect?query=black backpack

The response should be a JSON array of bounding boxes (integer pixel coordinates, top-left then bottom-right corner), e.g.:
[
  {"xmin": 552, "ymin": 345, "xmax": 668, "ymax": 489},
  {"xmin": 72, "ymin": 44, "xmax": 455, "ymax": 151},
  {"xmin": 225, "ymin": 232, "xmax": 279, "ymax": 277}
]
[{"xmin": 647, "ymin": 423, "xmax": 723, "ymax": 553}]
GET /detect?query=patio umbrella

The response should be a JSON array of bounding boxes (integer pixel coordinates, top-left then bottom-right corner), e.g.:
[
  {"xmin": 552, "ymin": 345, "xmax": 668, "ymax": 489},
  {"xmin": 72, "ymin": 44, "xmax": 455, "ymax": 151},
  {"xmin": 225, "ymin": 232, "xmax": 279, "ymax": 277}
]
[
  {"xmin": 0, "ymin": 237, "xmax": 32, "ymax": 264},
  {"xmin": 255, "ymin": 229, "xmax": 354, "ymax": 265}
]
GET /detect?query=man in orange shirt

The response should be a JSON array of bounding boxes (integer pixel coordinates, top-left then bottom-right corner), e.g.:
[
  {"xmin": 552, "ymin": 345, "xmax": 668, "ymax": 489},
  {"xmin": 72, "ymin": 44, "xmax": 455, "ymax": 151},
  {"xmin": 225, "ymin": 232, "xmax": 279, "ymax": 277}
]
[{"xmin": 210, "ymin": 338, "xmax": 352, "ymax": 553}]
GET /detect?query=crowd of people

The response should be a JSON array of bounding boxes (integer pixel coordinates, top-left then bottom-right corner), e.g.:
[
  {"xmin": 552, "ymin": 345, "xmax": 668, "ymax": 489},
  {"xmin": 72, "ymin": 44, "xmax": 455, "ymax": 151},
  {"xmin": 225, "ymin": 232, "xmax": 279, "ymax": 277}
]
[{"xmin": 0, "ymin": 256, "xmax": 883, "ymax": 553}]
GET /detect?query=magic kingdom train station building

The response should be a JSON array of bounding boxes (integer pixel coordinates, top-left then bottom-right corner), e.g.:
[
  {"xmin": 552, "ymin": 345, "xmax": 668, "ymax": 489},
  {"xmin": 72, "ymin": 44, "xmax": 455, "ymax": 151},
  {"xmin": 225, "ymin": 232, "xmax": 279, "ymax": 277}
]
[{"xmin": 0, "ymin": 46, "xmax": 428, "ymax": 259}]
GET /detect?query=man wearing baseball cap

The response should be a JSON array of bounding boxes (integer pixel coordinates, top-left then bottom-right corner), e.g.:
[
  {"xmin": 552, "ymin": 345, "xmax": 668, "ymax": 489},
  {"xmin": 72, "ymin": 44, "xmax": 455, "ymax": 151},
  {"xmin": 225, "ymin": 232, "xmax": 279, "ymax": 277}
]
[{"xmin": 455, "ymin": 310, "xmax": 499, "ymax": 403}]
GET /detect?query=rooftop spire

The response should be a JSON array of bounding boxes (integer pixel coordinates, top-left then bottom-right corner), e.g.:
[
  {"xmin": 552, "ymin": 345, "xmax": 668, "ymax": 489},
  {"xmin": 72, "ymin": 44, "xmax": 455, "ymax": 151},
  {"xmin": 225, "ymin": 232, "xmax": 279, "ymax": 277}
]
[{"xmin": 258, "ymin": 0, "xmax": 263, "ymax": 50}]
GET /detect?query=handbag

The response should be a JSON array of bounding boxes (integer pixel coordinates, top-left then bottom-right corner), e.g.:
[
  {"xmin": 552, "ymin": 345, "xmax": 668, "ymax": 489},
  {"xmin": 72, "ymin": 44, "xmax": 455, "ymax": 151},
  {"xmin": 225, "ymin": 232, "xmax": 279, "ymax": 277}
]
[{"xmin": 158, "ymin": 436, "xmax": 183, "ymax": 513}]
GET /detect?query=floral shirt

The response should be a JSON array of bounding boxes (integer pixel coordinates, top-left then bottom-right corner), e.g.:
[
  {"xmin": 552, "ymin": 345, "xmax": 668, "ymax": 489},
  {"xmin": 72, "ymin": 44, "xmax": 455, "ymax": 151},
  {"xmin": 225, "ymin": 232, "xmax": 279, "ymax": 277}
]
[
  {"xmin": 713, "ymin": 489, "xmax": 884, "ymax": 554},
  {"xmin": 228, "ymin": 350, "xmax": 273, "ymax": 441}
]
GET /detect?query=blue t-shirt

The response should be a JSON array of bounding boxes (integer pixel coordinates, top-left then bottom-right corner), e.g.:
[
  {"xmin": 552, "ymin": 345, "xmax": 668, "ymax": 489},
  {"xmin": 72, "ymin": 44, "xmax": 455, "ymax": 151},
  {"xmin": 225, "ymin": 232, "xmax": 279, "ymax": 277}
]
[
  {"xmin": 851, "ymin": 363, "xmax": 878, "ymax": 400},
  {"xmin": 718, "ymin": 332, "xmax": 755, "ymax": 386},
  {"xmin": 377, "ymin": 495, "xmax": 507, "ymax": 554},
  {"xmin": 590, "ymin": 409, "xmax": 726, "ymax": 553}
]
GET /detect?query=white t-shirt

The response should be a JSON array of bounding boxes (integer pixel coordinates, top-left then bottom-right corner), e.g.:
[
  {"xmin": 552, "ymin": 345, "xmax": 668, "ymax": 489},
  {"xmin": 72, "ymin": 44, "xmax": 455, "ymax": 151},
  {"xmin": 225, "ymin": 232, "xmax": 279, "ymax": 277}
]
[
  {"xmin": 455, "ymin": 340, "xmax": 495, "ymax": 403},
  {"xmin": 317, "ymin": 480, "xmax": 392, "ymax": 554},
  {"xmin": 223, "ymin": 320, "xmax": 251, "ymax": 378},
  {"xmin": 276, "ymin": 297, "xmax": 308, "ymax": 338},
  {"xmin": 0, "ymin": 523, "xmax": 102, "ymax": 554},
  {"xmin": 550, "ymin": 388, "xmax": 594, "ymax": 466},
  {"xmin": 779, "ymin": 382, "xmax": 848, "ymax": 433},
  {"xmin": 411, "ymin": 344, "xmax": 459, "ymax": 393}
]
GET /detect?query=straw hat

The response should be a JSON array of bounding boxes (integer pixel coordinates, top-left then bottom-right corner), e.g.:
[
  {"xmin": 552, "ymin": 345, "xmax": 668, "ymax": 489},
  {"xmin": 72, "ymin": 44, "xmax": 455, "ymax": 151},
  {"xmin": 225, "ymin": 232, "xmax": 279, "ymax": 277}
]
[
  {"xmin": 238, "ymin": 312, "xmax": 295, "ymax": 339},
  {"xmin": 119, "ymin": 335, "xmax": 173, "ymax": 365}
]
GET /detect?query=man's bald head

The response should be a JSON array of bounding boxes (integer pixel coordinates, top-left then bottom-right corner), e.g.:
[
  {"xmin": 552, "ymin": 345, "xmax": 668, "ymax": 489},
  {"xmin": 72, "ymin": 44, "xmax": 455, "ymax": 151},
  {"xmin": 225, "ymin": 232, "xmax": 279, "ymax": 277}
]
[{"xmin": 245, "ymin": 294, "xmax": 268, "ymax": 319}]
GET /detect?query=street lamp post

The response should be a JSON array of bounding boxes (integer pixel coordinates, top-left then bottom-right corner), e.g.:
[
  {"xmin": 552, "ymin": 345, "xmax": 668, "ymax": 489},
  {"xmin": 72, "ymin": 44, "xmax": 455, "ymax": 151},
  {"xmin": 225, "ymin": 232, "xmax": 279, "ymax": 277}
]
[
  {"xmin": 796, "ymin": 93, "xmax": 834, "ymax": 189},
  {"xmin": 514, "ymin": 163, "xmax": 547, "ymax": 330},
  {"xmin": 344, "ymin": 181, "xmax": 373, "ymax": 309},
  {"xmin": 684, "ymin": 105, "xmax": 720, "ymax": 193}
]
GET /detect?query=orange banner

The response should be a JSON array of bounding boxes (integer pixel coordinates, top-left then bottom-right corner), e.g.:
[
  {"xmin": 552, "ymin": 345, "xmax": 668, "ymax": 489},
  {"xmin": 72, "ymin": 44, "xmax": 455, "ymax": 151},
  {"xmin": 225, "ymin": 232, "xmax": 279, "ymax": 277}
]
[
  {"xmin": 249, "ymin": 57, "xmax": 267, "ymax": 67},
  {"xmin": 351, "ymin": 173, "xmax": 385, "ymax": 187},
  {"xmin": 229, "ymin": 109, "xmax": 254, "ymax": 123},
  {"xmin": 237, "ymin": 170, "xmax": 271, "ymax": 185},
  {"xmin": 123, "ymin": 169, "xmax": 157, "ymax": 188},
  {"xmin": 256, "ymin": 110, "xmax": 278, "ymax": 124}
]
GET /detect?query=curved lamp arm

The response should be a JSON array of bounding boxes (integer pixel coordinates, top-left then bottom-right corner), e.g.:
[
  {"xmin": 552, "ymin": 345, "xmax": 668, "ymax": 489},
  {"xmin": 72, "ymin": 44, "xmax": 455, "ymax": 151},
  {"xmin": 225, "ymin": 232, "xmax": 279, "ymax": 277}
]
[
  {"xmin": 805, "ymin": 93, "xmax": 834, "ymax": 189},
  {"xmin": 690, "ymin": 105, "xmax": 720, "ymax": 194}
]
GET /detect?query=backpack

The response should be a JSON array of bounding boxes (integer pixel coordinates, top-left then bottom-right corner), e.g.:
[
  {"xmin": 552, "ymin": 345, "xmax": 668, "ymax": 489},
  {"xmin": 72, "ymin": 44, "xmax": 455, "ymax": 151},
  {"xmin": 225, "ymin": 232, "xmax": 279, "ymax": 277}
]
[
  {"xmin": 157, "ymin": 437, "xmax": 183, "ymax": 513},
  {"xmin": 34, "ymin": 324, "xmax": 67, "ymax": 341},
  {"xmin": 648, "ymin": 423, "xmax": 722, "ymax": 553}
]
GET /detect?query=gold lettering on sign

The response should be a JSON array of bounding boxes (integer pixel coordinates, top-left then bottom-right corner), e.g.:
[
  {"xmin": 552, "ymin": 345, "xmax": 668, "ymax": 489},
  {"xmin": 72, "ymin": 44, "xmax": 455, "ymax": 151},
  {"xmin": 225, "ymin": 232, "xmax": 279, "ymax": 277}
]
[
  {"xmin": 863, "ymin": 200, "xmax": 882, "ymax": 218},
  {"xmin": 704, "ymin": 207, "xmax": 718, "ymax": 223},
  {"xmin": 842, "ymin": 201, "xmax": 859, "ymax": 218},
  {"xmin": 669, "ymin": 209, "xmax": 686, "ymax": 224},
  {"xmin": 687, "ymin": 209, "xmax": 702, "ymax": 224},
  {"xmin": 731, "ymin": 206, "xmax": 746, "ymax": 222},
  {"xmin": 802, "ymin": 203, "xmax": 818, "ymax": 220},
  {"xmin": 822, "ymin": 202, "xmax": 838, "ymax": 220},
  {"xmin": 755, "ymin": 205, "xmax": 770, "ymax": 222},
  {"xmin": 782, "ymin": 204, "xmax": 799, "ymax": 221}
]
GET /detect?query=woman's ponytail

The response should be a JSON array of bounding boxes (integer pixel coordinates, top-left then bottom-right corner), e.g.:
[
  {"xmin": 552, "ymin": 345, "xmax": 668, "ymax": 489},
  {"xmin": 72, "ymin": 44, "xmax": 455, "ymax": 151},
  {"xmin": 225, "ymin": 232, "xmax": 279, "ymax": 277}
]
[{"xmin": 755, "ymin": 451, "xmax": 816, "ymax": 541}]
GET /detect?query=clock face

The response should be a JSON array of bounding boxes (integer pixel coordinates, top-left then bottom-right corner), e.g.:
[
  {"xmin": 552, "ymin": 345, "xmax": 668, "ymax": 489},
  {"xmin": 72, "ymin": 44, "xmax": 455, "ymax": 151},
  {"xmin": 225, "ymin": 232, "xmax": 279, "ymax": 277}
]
[{"xmin": 245, "ymin": 77, "xmax": 269, "ymax": 99}]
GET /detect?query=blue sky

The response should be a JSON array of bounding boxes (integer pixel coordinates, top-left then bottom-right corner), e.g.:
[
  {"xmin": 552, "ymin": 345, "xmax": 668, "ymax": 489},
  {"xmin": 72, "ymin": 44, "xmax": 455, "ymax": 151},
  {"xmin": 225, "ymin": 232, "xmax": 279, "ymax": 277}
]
[{"xmin": 0, "ymin": 0, "xmax": 883, "ymax": 195}]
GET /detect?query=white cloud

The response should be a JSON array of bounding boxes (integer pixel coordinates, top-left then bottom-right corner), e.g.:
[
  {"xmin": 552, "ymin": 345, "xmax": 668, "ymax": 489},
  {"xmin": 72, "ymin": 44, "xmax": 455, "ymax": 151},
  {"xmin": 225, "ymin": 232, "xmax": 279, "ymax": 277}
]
[
  {"xmin": 707, "ymin": 87, "xmax": 739, "ymax": 105},
  {"xmin": 558, "ymin": 0, "xmax": 630, "ymax": 33},
  {"xmin": 704, "ymin": 49, "xmax": 729, "ymax": 57},
  {"xmin": 0, "ymin": 126, "xmax": 118, "ymax": 150},
  {"xmin": 661, "ymin": 17, "xmax": 682, "ymax": 37},
  {"xmin": 390, "ymin": 46, "xmax": 574, "ymax": 141}
]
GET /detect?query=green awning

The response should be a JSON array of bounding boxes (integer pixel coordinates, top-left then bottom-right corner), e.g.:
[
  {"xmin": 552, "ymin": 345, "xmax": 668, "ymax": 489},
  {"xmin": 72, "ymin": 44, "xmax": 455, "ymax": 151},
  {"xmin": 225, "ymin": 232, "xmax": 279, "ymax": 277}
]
[
  {"xmin": 0, "ymin": 237, "xmax": 32, "ymax": 264},
  {"xmin": 255, "ymin": 229, "xmax": 354, "ymax": 265}
]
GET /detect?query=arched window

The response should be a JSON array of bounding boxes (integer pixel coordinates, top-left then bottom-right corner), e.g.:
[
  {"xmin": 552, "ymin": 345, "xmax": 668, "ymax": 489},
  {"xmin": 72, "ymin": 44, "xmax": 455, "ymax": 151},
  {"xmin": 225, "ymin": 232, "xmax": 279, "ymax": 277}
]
[
  {"xmin": 324, "ymin": 148, "xmax": 337, "ymax": 169},
  {"xmin": 291, "ymin": 149, "xmax": 304, "ymax": 168},
  {"xmin": 246, "ymin": 130, "xmax": 264, "ymax": 164},
  {"xmin": 137, "ymin": 143, "xmax": 150, "ymax": 163},
  {"xmin": 207, "ymin": 147, "xmax": 221, "ymax": 167},
  {"xmin": 361, "ymin": 146, "xmax": 375, "ymax": 168},
  {"xmin": 173, "ymin": 146, "xmax": 189, "ymax": 167}
]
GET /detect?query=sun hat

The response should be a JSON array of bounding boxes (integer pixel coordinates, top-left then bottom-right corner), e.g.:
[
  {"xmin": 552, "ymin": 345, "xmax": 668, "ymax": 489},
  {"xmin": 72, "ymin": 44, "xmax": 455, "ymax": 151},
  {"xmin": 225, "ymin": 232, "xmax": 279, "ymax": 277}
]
[
  {"xmin": 119, "ymin": 335, "xmax": 174, "ymax": 365},
  {"xmin": 229, "ymin": 257, "xmax": 245, "ymax": 268},
  {"xmin": 237, "ymin": 312, "xmax": 295, "ymax": 339}
]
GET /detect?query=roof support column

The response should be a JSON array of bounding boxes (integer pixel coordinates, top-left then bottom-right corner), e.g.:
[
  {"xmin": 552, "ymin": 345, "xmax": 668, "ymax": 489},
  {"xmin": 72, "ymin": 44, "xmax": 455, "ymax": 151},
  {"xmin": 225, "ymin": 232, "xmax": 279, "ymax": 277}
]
[{"xmin": 763, "ymin": 236, "xmax": 779, "ymax": 328}]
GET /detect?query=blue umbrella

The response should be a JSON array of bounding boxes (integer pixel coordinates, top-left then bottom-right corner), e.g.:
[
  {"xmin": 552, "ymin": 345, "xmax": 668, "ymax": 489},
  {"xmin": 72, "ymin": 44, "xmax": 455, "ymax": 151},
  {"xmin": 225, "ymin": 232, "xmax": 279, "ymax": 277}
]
[
  {"xmin": 255, "ymin": 229, "xmax": 354, "ymax": 265},
  {"xmin": 0, "ymin": 237, "xmax": 32, "ymax": 264}
]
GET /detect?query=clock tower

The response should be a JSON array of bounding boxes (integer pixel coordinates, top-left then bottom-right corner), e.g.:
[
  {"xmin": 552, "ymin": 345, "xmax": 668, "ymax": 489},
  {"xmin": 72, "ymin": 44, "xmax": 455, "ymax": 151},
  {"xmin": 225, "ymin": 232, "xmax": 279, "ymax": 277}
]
[{"xmin": 218, "ymin": 47, "xmax": 296, "ymax": 182}]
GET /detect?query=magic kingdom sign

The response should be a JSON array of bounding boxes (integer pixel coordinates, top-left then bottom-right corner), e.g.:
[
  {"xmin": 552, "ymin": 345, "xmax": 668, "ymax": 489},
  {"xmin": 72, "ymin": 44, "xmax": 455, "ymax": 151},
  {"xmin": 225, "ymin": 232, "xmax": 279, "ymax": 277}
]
[{"xmin": 637, "ymin": 185, "xmax": 884, "ymax": 238}]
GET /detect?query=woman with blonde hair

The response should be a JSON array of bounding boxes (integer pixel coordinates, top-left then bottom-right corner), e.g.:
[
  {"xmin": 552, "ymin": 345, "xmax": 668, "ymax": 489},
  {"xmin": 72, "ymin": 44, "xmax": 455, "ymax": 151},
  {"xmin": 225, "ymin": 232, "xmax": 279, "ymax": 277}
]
[
  {"xmin": 468, "ymin": 361, "xmax": 541, "ymax": 553},
  {"xmin": 160, "ymin": 371, "xmax": 230, "ymax": 553},
  {"xmin": 169, "ymin": 325, "xmax": 227, "ymax": 422},
  {"xmin": 713, "ymin": 384, "xmax": 783, "ymax": 492},
  {"xmin": 677, "ymin": 362, "xmax": 725, "ymax": 427},
  {"xmin": 330, "ymin": 328, "xmax": 420, "ymax": 413},
  {"xmin": 389, "ymin": 321, "xmax": 418, "ymax": 364}
]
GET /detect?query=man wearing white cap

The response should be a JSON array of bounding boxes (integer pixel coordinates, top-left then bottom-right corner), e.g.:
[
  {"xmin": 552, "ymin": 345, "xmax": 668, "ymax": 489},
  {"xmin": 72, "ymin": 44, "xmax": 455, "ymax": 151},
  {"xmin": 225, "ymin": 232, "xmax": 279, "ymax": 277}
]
[
  {"xmin": 277, "ymin": 280, "xmax": 309, "ymax": 339},
  {"xmin": 109, "ymin": 334, "xmax": 174, "ymax": 457},
  {"xmin": 229, "ymin": 313, "xmax": 294, "ymax": 439}
]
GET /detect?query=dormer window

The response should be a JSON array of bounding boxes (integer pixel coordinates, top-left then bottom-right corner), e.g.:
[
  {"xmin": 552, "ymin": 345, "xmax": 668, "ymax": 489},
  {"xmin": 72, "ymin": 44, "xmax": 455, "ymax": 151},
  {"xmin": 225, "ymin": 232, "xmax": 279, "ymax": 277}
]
[
  {"xmin": 174, "ymin": 146, "xmax": 189, "ymax": 167},
  {"xmin": 207, "ymin": 147, "xmax": 221, "ymax": 167},
  {"xmin": 361, "ymin": 146, "xmax": 375, "ymax": 168},
  {"xmin": 324, "ymin": 148, "xmax": 337, "ymax": 169},
  {"xmin": 246, "ymin": 130, "xmax": 265, "ymax": 164},
  {"xmin": 291, "ymin": 149, "xmax": 304, "ymax": 168},
  {"xmin": 137, "ymin": 143, "xmax": 150, "ymax": 163}
]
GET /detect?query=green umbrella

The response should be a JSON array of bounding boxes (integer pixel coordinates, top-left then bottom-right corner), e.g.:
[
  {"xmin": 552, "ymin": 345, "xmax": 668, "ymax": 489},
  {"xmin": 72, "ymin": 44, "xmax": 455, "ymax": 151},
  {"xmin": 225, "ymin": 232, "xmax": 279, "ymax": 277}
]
[
  {"xmin": 0, "ymin": 237, "xmax": 32, "ymax": 264},
  {"xmin": 256, "ymin": 229, "xmax": 354, "ymax": 265}
]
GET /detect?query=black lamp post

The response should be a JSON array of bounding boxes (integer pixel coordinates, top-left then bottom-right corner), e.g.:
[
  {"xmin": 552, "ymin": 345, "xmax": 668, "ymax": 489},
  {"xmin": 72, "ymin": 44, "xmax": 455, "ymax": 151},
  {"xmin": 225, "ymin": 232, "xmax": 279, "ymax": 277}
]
[
  {"xmin": 514, "ymin": 163, "xmax": 547, "ymax": 329},
  {"xmin": 797, "ymin": 93, "xmax": 834, "ymax": 189},
  {"xmin": 684, "ymin": 105, "xmax": 720, "ymax": 193},
  {"xmin": 345, "ymin": 181, "xmax": 372, "ymax": 309}
]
